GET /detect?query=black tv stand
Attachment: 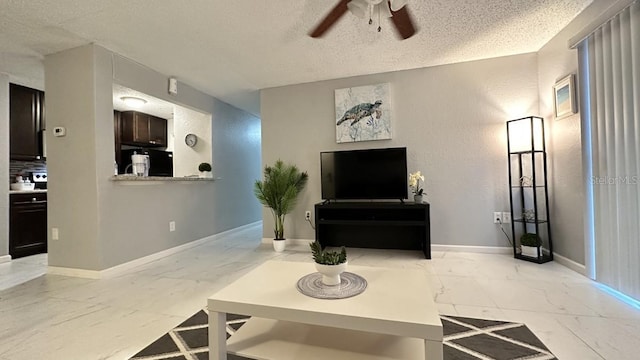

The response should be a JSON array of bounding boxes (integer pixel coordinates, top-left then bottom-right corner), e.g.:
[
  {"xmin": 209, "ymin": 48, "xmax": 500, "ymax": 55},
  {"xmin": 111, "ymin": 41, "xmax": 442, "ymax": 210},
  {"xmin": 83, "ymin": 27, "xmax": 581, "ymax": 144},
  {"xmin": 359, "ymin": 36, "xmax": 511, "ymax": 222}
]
[{"xmin": 315, "ymin": 201, "xmax": 431, "ymax": 259}]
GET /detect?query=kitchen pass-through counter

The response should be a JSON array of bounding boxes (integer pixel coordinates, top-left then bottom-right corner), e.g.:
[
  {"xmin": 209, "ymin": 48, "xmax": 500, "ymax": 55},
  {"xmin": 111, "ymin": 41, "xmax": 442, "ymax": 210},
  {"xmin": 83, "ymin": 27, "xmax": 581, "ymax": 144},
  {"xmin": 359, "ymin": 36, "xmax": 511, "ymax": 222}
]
[
  {"xmin": 110, "ymin": 175, "xmax": 218, "ymax": 182},
  {"xmin": 9, "ymin": 189, "xmax": 48, "ymax": 194}
]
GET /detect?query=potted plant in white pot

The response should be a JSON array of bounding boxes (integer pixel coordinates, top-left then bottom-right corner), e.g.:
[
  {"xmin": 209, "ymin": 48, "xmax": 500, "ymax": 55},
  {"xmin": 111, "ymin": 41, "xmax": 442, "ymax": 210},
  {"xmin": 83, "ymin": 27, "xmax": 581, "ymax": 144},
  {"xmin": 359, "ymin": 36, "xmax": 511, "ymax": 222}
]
[
  {"xmin": 198, "ymin": 162, "xmax": 212, "ymax": 178},
  {"xmin": 310, "ymin": 240, "xmax": 347, "ymax": 285},
  {"xmin": 254, "ymin": 160, "xmax": 308, "ymax": 252},
  {"xmin": 520, "ymin": 233, "xmax": 542, "ymax": 257}
]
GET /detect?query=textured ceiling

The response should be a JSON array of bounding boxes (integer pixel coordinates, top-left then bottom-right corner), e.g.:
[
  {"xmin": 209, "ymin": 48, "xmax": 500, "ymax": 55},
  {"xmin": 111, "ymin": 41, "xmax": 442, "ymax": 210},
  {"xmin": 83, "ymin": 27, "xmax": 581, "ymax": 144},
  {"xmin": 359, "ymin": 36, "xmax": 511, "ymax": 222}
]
[{"xmin": 0, "ymin": 0, "xmax": 594, "ymax": 116}]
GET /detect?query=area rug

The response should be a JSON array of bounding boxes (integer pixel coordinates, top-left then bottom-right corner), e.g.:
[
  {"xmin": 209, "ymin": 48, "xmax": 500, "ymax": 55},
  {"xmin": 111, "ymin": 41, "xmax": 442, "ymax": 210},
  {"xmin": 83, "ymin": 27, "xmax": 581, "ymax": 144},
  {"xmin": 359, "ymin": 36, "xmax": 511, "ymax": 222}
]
[{"xmin": 130, "ymin": 310, "xmax": 556, "ymax": 360}]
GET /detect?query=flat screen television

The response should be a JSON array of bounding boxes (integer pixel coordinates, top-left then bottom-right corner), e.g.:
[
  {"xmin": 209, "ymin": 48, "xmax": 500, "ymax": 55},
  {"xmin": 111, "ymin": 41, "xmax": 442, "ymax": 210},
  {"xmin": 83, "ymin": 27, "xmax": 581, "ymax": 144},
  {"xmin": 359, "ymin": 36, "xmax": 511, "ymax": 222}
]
[{"xmin": 321, "ymin": 147, "xmax": 408, "ymax": 200}]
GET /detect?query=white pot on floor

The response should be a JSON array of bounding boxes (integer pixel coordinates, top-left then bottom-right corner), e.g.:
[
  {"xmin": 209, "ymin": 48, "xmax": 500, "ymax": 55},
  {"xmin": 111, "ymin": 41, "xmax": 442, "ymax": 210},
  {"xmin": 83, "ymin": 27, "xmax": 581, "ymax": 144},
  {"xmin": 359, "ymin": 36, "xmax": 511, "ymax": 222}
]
[{"xmin": 273, "ymin": 239, "xmax": 286, "ymax": 252}]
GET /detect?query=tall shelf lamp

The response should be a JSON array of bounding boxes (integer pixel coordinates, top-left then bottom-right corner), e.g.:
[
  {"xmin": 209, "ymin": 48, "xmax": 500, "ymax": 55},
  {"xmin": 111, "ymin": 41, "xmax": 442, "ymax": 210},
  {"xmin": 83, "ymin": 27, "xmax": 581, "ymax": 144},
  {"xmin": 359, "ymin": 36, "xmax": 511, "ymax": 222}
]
[{"xmin": 506, "ymin": 116, "xmax": 553, "ymax": 264}]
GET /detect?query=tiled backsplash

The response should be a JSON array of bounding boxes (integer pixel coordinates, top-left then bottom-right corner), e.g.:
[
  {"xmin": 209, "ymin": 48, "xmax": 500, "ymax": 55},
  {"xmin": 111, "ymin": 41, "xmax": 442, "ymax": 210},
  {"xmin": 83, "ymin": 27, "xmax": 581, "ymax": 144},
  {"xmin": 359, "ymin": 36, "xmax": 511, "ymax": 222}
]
[{"xmin": 9, "ymin": 160, "xmax": 47, "ymax": 184}]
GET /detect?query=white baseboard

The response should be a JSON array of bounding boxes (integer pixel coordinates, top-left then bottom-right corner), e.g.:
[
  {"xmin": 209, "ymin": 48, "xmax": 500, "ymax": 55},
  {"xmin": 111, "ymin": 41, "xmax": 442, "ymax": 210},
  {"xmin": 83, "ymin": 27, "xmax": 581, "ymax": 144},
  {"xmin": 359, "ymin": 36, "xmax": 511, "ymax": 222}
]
[
  {"xmin": 553, "ymin": 252, "xmax": 586, "ymax": 276},
  {"xmin": 0, "ymin": 255, "xmax": 12, "ymax": 264},
  {"xmin": 48, "ymin": 221, "xmax": 262, "ymax": 279},
  {"xmin": 259, "ymin": 240, "xmax": 512, "ymax": 255},
  {"xmin": 261, "ymin": 238, "xmax": 314, "ymax": 246},
  {"xmin": 431, "ymin": 244, "xmax": 512, "ymax": 254},
  {"xmin": 47, "ymin": 266, "xmax": 103, "ymax": 279}
]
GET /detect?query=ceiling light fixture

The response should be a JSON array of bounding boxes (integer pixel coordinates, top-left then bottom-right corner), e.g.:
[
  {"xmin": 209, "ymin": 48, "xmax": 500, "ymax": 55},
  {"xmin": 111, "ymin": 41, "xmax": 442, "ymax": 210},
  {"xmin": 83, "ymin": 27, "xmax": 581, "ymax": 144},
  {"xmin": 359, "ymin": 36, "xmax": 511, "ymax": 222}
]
[
  {"xmin": 348, "ymin": 0, "xmax": 407, "ymax": 32},
  {"xmin": 121, "ymin": 96, "xmax": 147, "ymax": 108}
]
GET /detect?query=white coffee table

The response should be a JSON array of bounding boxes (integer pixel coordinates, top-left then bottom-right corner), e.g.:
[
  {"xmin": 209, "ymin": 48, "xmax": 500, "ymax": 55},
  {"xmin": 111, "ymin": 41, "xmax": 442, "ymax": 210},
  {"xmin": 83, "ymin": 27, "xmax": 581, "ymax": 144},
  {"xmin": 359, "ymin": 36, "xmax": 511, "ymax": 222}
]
[{"xmin": 208, "ymin": 260, "xmax": 442, "ymax": 360}]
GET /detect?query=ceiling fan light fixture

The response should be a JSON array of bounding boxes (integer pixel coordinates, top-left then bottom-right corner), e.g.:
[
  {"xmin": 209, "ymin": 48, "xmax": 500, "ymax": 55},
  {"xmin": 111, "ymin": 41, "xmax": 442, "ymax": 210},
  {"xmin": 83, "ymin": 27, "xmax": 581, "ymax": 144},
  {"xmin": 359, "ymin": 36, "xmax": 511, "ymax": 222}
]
[
  {"xmin": 309, "ymin": 0, "xmax": 416, "ymax": 39},
  {"xmin": 347, "ymin": 1, "xmax": 367, "ymax": 18},
  {"xmin": 389, "ymin": 0, "xmax": 408, "ymax": 11},
  {"xmin": 121, "ymin": 96, "xmax": 147, "ymax": 108},
  {"xmin": 379, "ymin": 2, "xmax": 392, "ymax": 18}
]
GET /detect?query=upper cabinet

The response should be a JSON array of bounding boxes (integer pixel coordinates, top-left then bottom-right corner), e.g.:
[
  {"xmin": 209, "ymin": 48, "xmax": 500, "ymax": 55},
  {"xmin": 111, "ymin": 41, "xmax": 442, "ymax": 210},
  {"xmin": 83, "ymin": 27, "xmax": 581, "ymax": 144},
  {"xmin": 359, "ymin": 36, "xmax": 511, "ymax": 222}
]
[
  {"xmin": 10, "ymin": 84, "xmax": 45, "ymax": 160},
  {"xmin": 120, "ymin": 111, "xmax": 167, "ymax": 147}
]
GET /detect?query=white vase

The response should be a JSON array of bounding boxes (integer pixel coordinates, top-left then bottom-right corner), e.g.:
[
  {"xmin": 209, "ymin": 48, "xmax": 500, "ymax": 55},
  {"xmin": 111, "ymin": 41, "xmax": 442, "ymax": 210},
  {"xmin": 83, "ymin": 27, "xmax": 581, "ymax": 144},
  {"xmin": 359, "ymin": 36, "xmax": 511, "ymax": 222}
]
[
  {"xmin": 199, "ymin": 171, "xmax": 212, "ymax": 178},
  {"xmin": 315, "ymin": 262, "xmax": 347, "ymax": 286},
  {"xmin": 414, "ymin": 194, "xmax": 423, "ymax": 203},
  {"xmin": 273, "ymin": 239, "xmax": 286, "ymax": 252},
  {"xmin": 521, "ymin": 245, "xmax": 539, "ymax": 257}
]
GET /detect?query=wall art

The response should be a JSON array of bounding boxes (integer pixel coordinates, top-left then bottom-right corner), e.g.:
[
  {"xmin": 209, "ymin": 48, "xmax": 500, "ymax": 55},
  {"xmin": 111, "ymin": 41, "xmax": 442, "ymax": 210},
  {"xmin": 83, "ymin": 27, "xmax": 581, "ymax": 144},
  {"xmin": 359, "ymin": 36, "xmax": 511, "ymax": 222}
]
[
  {"xmin": 553, "ymin": 74, "xmax": 577, "ymax": 119},
  {"xmin": 335, "ymin": 83, "xmax": 391, "ymax": 143}
]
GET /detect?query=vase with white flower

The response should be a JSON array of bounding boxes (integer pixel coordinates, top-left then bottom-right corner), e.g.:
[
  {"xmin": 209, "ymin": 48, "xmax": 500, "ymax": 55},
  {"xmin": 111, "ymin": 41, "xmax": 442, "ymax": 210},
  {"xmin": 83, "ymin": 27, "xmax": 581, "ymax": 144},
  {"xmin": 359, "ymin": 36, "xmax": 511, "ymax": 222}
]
[{"xmin": 409, "ymin": 171, "xmax": 425, "ymax": 203}]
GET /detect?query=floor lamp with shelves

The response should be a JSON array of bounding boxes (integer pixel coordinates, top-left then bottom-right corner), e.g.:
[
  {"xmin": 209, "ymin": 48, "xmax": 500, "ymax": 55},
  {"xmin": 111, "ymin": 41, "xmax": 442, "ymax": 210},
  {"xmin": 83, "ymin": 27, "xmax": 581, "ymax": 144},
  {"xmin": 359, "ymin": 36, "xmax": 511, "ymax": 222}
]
[{"xmin": 506, "ymin": 116, "xmax": 553, "ymax": 264}]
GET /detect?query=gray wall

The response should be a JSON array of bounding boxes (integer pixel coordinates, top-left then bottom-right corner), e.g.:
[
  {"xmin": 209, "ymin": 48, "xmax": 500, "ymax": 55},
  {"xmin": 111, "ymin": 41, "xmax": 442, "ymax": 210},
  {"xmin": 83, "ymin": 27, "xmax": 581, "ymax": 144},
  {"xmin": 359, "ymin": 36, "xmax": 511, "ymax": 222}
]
[
  {"xmin": 537, "ymin": 0, "xmax": 620, "ymax": 266},
  {"xmin": 260, "ymin": 54, "xmax": 540, "ymax": 246},
  {"xmin": 45, "ymin": 45, "xmax": 109, "ymax": 270},
  {"xmin": 46, "ymin": 44, "xmax": 261, "ymax": 271},
  {"xmin": 0, "ymin": 74, "xmax": 9, "ymax": 258}
]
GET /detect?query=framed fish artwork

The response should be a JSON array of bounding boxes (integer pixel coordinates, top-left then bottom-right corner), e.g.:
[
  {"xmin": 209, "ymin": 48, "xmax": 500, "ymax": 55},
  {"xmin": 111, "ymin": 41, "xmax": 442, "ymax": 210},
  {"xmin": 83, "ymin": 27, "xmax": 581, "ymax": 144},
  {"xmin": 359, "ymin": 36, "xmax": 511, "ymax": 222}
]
[{"xmin": 335, "ymin": 83, "xmax": 391, "ymax": 143}]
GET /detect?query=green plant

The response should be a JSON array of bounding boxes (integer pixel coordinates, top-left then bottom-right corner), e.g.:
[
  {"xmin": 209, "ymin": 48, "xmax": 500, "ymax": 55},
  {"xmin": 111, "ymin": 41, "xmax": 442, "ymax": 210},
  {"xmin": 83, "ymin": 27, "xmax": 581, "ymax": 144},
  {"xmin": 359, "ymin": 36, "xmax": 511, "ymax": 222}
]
[
  {"xmin": 520, "ymin": 233, "xmax": 542, "ymax": 247},
  {"xmin": 254, "ymin": 160, "xmax": 308, "ymax": 240},
  {"xmin": 198, "ymin": 162, "xmax": 212, "ymax": 172},
  {"xmin": 310, "ymin": 241, "xmax": 347, "ymax": 265}
]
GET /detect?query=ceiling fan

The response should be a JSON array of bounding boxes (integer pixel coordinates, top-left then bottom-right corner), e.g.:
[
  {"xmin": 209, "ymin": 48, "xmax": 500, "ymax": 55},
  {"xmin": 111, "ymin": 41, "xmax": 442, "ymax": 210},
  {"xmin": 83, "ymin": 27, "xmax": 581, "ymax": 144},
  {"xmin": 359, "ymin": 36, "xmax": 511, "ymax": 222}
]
[{"xmin": 309, "ymin": 0, "xmax": 417, "ymax": 40}]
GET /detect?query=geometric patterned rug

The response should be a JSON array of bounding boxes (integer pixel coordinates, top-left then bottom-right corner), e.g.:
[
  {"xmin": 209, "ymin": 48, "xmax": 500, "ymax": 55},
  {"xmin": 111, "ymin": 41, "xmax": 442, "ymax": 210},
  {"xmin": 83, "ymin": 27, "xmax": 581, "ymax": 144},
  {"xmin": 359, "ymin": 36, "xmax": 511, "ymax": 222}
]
[{"xmin": 130, "ymin": 310, "xmax": 557, "ymax": 360}]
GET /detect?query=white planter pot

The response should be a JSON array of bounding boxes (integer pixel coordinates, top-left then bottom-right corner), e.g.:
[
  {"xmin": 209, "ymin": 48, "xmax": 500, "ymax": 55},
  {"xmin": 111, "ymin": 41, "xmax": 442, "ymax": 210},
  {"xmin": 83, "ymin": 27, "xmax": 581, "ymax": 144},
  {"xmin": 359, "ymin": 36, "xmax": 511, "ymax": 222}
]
[
  {"xmin": 199, "ymin": 171, "xmax": 213, "ymax": 178},
  {"xmin": 521, "ymin": 245, "xmax": 539, "ymax": 258},
  {"xmin": 315, "ymin": 262, "xmax": 348, "ymax": 286},
  {"xmin": 273, "ymin": 239, "xmax": 286, "ymax": 252}
]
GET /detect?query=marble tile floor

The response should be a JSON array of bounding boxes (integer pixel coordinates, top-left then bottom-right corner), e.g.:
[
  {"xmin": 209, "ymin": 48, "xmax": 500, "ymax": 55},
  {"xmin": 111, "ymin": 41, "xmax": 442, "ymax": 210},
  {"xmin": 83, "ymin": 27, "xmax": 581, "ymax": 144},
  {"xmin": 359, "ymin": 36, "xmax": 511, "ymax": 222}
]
[{"xmin": 1, "ymin": 223, "xmax": 639, "ymax": 360}]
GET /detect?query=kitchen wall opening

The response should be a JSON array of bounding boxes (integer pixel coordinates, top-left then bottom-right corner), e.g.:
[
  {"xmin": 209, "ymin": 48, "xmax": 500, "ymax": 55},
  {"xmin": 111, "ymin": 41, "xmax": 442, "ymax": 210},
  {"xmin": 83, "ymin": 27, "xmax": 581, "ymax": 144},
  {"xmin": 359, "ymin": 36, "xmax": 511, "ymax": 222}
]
[{"xmin": 112, "ymin": 84, "xmax": 212, "ymax": 178}]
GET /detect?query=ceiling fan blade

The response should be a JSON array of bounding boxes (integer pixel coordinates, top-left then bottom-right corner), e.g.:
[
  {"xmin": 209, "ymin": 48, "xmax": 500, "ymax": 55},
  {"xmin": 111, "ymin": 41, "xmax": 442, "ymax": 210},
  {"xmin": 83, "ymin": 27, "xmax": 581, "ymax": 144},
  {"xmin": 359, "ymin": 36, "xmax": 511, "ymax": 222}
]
[
  {"xmin": 309, "ymin": 0, "xmax": 350, "ymax": 38},
  {"xmin": 390, "ymin": 4, "xmax": 417, "ymax": 39}
]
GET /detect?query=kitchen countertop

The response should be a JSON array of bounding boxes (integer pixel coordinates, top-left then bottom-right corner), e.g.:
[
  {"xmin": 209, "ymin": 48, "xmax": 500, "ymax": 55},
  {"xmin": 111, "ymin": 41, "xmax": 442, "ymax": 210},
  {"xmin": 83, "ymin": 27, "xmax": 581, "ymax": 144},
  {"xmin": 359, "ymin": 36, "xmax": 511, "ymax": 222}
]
[
  {"xmin": 110, "ymin": 175, "xmax": 217, "ymax": 182},
  {"xmin": 9, "ymin": 189, "xmax": 48, "ymax": 194}
]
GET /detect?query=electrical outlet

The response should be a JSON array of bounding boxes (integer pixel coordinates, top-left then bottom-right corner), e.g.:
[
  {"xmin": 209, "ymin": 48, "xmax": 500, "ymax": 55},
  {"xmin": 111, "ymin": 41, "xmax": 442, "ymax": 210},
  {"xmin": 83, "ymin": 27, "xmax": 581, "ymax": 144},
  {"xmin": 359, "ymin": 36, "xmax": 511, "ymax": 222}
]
[
  {"xmin": 494, "ymin": 212, "xmax": 502, "ymax": 224},
  {"xmin": 502, "ymin": 212, "xmax": 512, "ymax": 223},
  {"xmin": 169, "ymin": 221, "xmax": 176, "ymax": 232},
  {"xmin": 52, "ymin": 228, "xmax": 59, "ymax": 240},
  {"xmin": 305, "ymin": 211, "xmax": 311, "ymax": 220}
]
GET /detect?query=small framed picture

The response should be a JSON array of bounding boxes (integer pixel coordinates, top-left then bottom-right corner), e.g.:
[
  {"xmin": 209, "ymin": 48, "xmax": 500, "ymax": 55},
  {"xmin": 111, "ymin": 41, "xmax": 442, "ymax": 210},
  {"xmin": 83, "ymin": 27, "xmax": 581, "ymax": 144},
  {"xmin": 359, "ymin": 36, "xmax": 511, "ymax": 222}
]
[{"xmin": 553, "ymin": 74, "xmax": 577, "ymax": 119}]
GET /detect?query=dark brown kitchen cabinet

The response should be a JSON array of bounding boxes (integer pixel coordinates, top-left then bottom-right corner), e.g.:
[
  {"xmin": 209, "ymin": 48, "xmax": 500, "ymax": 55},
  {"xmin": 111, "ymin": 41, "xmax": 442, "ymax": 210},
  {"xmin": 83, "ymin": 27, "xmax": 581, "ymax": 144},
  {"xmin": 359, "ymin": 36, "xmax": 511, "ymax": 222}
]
[
  {"xmin": 10, "ymin": 84, "xmax": 45, "ymax": 160},
  {"xmin": 10, "ymin": 192, "xmax": 47, "ymax": 259},
  {"xmin": 120, "ymin": 111, "xmax": 167, "ymax": 147},
  {"xmin": 148, "ymin": 116, "xmax": 167, "ymax": 146},
  {"xmin": 114, "ymin": 110, "xmax": 122, "ymax": 167}
]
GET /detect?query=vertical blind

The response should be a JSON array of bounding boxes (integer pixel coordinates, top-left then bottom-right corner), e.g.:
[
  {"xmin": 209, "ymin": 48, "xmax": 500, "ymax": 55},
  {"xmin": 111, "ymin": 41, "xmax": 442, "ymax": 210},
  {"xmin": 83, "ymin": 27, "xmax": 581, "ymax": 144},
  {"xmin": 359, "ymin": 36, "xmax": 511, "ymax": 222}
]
[{"xmin": 582, "ymin": 1, "xmax": 640, "ymax": 299}]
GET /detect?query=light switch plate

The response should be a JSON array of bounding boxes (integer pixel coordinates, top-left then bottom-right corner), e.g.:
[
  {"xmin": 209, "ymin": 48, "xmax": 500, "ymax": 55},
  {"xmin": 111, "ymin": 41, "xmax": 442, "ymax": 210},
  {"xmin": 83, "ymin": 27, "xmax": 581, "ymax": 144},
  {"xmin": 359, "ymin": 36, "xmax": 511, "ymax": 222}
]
[
  {"xmin": 53, "ymin": 126, "xmax": 66, "ymax": 137},
  {"xmin": 169, "ymin": 77, "xmax": 178, "ymax": 95}
]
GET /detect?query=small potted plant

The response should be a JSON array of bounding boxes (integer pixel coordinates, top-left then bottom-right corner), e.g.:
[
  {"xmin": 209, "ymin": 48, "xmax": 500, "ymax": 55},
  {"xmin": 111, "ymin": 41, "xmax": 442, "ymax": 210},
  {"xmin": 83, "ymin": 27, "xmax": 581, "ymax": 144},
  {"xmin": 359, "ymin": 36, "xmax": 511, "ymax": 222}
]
[
  {"xmin": 254, "ymin": 160, "xmax": 308, "ymax": 252},
  {"xmin": 310, "ymin": 241, "xmax": 347, "ymax": 285},
  {"xmin": 520, "ymin": 233, "xmax": 542, "ymax": 257},
  {"xmin": 198, "ymin": 162, "xmax": 212, "ymax": 178},
  {"xmin": 409, "ymin": 171, "xmax": 425, "ymax": 203}
]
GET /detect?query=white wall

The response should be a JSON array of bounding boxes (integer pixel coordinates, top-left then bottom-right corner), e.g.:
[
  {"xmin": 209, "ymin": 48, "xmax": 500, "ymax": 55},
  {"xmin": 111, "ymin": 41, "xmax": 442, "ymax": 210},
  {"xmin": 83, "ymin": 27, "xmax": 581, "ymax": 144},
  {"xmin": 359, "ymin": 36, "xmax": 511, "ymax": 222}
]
[
  {"xmin": 537, "ymin": 0, "xmax": 621, "ymax": 266},
  {"xmin": 260, "ymin": 53, "xmax": 540, "ymax": 246},
  {"xmin": 173, "ymin": 106, "xmax": 212, "ymax": 177},
  {"xmin": 0, "ymin": 74, "xmax": 9, "ymax": 259},
  {"xmin": 46, "ymin": 44, "xmax": 261, "ymax": 271}
]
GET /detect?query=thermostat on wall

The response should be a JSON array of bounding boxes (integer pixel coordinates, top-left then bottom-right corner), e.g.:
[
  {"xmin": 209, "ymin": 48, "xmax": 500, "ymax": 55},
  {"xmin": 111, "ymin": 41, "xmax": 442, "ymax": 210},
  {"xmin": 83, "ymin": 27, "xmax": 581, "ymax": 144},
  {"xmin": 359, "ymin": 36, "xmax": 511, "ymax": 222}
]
[{"xmin": 53, "ymin": 126, "xmax": 66, "ymax": 137}]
